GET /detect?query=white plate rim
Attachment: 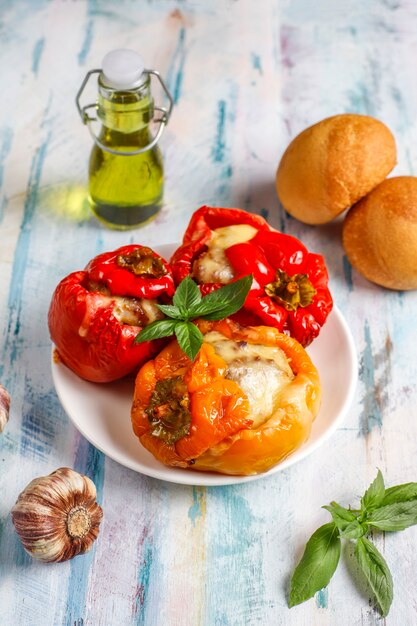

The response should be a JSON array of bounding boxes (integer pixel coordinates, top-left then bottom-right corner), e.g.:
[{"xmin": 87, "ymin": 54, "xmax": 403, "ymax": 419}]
[{"xmin": 51, "ymin": 243, "xmax": 358, "ymax": 487}]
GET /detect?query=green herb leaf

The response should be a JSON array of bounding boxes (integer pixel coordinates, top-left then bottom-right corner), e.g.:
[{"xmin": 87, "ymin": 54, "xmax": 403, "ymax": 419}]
[
  {"xmin": 361, "ymin": 470, "xmax": 385, "ymax": 512},
  {"xmin": 355, "ymin": 537, "xmax": 393, "ymax": 617},
  {"xmin": 156, "ymin": 304, "xmax": 184, "ymax": 319},
  {"xmin": 188, "ymin": 275, "xmax": 253, "ymax": 321},
  {"xmin": 289, "ymin": 522, "xmax": 341, "ymax": 607},
  {"xmin": 291, "ymin": 473, "xmax": 417, "ymax": 617},
  {"xmin": 323, "ymin": 502, "xmax": 357, "ymax": 531},
  {"xmin": 367, "ymin": 501, "xmax": 417, "ymax": 532},
  {"xmin": 135, "ymin": 274, "xmax": 251, "ymax": 360},
  {"xmin": 380, "ymin": 483, "xmax": 417, "ymax": 506},
  {"xmin": 338, "ymin": 520, "xmax": 367, "ymax": 539},
  {"xmin": 134, "ymin": 319, "xmax": 178, "ymax": 343},
  {"xmin": 173, "ymin": 275, "xmax": 202, "ymax": 314},
  {"xmin": 174, "ymin": 321, "xmax": 204, "ymax": 362}
]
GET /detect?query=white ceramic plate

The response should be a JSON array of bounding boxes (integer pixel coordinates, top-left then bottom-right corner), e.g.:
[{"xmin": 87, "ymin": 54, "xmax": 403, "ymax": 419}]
[{"xmin": 51, "ymin": 243, "xmax": 358, "ymax": 486}]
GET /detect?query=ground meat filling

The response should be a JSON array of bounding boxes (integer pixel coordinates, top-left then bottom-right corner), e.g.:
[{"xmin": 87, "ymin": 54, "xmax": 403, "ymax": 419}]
[{"xmin": 85, "ymin": 279, "xmax": 164, "ymax": 327}]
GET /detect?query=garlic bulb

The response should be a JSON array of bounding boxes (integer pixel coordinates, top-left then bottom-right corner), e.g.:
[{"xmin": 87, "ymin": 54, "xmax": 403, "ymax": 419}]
[
  {"xmin": 11, "ymin": 467, "xmax": 103, "ymax": 562},
  {"xmin": 0, "ymin": 384, "xmax": 10, "ymax": 433}
]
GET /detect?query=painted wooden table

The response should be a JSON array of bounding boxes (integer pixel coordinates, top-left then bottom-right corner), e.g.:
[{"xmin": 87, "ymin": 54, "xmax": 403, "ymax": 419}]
[{"xmin": 1, "ymin": 1, "xmax": 417, "ymax": 624}]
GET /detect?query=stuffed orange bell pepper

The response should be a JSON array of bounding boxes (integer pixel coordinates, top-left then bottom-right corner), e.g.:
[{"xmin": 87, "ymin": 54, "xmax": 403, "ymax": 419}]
[{"xmin": 131, "ymin": 318, "xmax": 321, "ymax": 476}]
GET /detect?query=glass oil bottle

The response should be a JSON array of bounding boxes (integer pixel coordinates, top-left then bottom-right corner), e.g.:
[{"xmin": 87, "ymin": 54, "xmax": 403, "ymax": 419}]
[{"xmin": 76, "ymin": 49, "xmax": 173, "ymax": 230}]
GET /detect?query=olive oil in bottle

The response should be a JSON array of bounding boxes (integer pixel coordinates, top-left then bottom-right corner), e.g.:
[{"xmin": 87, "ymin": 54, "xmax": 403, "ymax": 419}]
[{"xmin": 76, "ymin": 50, "xmax": 173, "ymax": 230}]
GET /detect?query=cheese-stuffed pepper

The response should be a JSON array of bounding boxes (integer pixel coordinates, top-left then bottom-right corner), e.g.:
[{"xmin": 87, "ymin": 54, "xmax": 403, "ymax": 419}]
[
  {"xmin": 131, "ymin": 318, "xmax": 321, "ymax": 476},
  {"xmin": 48, "ymin": 245, "xmax": 175, "ymax": 383},
  {"xmin": 170, "ymin": 206, "xmax": 333, "ymax": 346}
]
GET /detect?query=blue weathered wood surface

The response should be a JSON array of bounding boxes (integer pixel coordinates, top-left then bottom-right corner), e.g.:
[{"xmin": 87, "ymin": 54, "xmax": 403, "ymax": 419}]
[{"xmin": 1, "ymin": 1, "xmax": 417, "ymax": 624}]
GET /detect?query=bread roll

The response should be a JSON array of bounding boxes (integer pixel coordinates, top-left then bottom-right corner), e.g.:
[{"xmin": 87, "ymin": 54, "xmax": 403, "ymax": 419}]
[
  {"xmin": 276, "ymin": 114, "xmax": 396, "ymax": 224},
  {"xmin": 342, "ymin": 176, "xmax": 417, "ymax": 290}
]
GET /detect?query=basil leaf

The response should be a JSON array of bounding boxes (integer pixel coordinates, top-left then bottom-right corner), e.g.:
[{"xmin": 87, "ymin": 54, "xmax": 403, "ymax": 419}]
[
  {"xmin": 136, "ymin": 275, "xmax": 251, "ymax": 360},
  {"xmin": 134, "ymin": 319, "xmax": 178, "ymax": 343},
  {"xmin": 361, "ymin": 470, "xmax": 385, "ymax": 512},
  {"xmin": 367, "ymin": 500, "xmax": 417, "ymax": 531},
  {"xmin": 338, "ymin": 520, "xmax": 367, "ymax": 539},
  {"xmin": 174, "ymin": 321, "xmax": 204, "ymax": 362},
  {"xmin": 355, "ymin": 537, "xmax": 393, "ymax": 617},
  {"xmin": 380, "ymin": 483, "xmax": 417, "ymax": 506},
  {"xmin": 173, "ymin": 276, "xmax": 202, "ymax": 314},
  {"xmin": 323, "ymin": 502, "xmax": 357, "ymax": 531},
  {"xmin": 188, "ymin": 275, "xmax": 253, "ymax": 320},
  {"xmin": 156, "ymin": 304, "xmax": 183, "ymax": 319},
  {"xmin": 289, "ymin": 522, "xmax": 341, "ymax": 607}
]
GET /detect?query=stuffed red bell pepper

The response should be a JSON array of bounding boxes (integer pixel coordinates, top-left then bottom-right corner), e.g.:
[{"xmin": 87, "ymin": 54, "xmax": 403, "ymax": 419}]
[
  {"xmin": 48, "ymin": 245, "xmax": 175, "ymax": 383},
  {"xmin": 170, "ymin": 206, "xmax": 333, "ymax": 346}
]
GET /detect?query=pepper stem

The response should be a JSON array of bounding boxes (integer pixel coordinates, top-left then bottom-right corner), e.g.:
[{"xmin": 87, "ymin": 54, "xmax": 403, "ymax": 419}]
[
  {"xmin": 66, "ymin": 506, "xmax": 91, "ymax": 539},
  {"xmin": 116, "ymin": 247, "xmax": 166, "ymax": 278},
  {"xmin": 265, "ymin": 269, "xmax": 316, "ymax": 311},
  {"xmin": 145, "ymin": 376, "xmax": 191, "ymax": 444}
]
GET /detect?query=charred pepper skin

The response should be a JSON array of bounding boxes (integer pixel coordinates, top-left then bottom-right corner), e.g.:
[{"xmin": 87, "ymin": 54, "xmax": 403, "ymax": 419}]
[
  {"xmin": 48, "ymin": 245, "xmax": 175, "ymax": 383},
  {"xmin": 170, "ymin": 206, "xmax": 333, "ymax": 347}
]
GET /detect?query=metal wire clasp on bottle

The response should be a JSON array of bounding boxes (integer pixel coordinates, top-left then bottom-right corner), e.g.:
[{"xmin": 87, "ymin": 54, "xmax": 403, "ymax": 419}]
[{"xmin": 76, "ymin": 68, "xmax": 173, "ymax": 156}]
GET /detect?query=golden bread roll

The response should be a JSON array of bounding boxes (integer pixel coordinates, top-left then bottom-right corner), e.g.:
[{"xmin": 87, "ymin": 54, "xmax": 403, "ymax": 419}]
[
  {"xmin": 343, "ymin": 176, "xmax": 417, "ymax": 290},
  {"xmin": 276, "ymin": 114, "xmax": 396, "ymax": 224}
]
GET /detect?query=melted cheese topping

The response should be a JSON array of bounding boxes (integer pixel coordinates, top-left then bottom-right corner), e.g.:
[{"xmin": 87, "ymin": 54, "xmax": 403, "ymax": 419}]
[
  {"xmin": 112, "ymin": 296, "xmax": 163, "ymax": 326},
  {"xmin": 141, "ymin": 299, "xmax": 165, "ymax": 323},
  {"xmin": 203, "ymin": 331, "xmax": 294, "ymax": 428},
  {"xmin": 193, "ymin": 224, "xmax": 258, "ymax": 284}
]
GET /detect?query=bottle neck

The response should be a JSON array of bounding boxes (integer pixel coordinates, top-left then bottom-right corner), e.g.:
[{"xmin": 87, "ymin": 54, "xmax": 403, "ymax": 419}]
[{"xmin": 97, "ymin": 75, "xmax": 154, "ymax": 134}]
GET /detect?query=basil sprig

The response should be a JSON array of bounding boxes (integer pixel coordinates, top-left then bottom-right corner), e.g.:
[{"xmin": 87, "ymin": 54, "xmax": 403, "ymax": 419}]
[
  {"xmin": 289, "ymin": 470, "xmax": 417, "ymax": 617},
  {"xmin": 289, "ymin": 523, "xmax": 341, "ymax": 608},
  {"xmin": 135, "ymin": 274, "xmax": 252, "ymax": 361}
]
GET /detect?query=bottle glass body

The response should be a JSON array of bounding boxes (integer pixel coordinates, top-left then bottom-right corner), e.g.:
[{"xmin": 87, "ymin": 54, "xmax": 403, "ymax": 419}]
[{"xmin": 88, "ymin": 76, "xmax": 163, "ymax": 229}]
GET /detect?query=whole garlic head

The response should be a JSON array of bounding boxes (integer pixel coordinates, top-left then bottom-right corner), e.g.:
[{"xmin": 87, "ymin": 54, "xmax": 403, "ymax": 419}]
[
  {"xmin": 0, "ymin": 384, "xmax": 10, "ymax": 433},
  {"xmin": 11, "ymin": 467, "xmax": 103, "ymax": 562}
]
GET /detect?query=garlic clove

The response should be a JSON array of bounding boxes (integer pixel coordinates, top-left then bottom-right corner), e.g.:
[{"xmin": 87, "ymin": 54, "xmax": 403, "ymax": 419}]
[
  {"xmin": 0, "ymin": 384, "xmax": 10, "ymax": 433},
  {"xmin": 11, "ymin": 467, "xmax": 103, "ymax": 563}
]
